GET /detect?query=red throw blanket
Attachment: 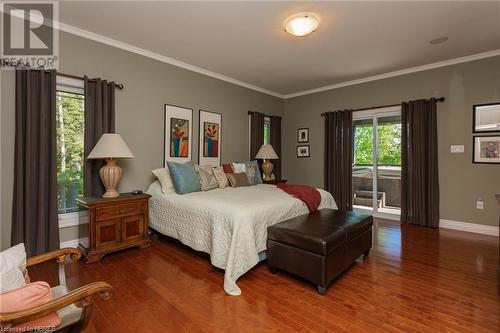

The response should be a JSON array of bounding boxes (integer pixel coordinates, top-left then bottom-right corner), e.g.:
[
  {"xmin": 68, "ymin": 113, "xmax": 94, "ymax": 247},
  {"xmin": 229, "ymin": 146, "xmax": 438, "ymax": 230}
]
[{"xmin": 277, "ymin": 183, "xmax": 321, "ymax": 212}]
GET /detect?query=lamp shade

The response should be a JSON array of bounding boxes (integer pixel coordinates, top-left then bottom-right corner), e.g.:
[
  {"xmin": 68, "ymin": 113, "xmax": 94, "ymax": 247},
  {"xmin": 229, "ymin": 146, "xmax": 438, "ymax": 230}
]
[
  {"xmin": 255, "ymin": 144, "xmax": 278, "ymax": 160},
  {"xmin": 87, "ymin": 134, "xmax": 135, "ymax": 159}
]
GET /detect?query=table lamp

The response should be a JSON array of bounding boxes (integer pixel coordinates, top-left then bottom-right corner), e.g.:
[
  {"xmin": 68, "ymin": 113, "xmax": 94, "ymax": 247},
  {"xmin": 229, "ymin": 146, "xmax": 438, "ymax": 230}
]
[
  {"xmin": 255, "ymin": 144, "xmax": 279, "ymax": 180},
  {"xmin": 87, "ymin": 134, "xmax": 135, "ymax": 198}
]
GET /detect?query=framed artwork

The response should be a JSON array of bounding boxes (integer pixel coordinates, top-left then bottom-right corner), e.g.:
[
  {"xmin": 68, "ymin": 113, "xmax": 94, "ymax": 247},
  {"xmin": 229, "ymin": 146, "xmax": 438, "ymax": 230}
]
[
  {"xmin": 164, "ymin": 104, "xmax": 193, "ymax": 166},
  {"xmin": 297, "ymin": 145, "xmax": 310, "ymax": 158},
  {"xmin": 199, "ymin": 109, "xmax": 222, "ymax": 166},
  {"xmin": 298, "ymin": 128, "xmax": 309, "ymax": 142},
  {"xmin": 473, "ymin": 103, "xmax": 500, "ymax": 133},
  {"xmin": 473, "ymin": 136, "xmax": 500, "ymax": 164}
]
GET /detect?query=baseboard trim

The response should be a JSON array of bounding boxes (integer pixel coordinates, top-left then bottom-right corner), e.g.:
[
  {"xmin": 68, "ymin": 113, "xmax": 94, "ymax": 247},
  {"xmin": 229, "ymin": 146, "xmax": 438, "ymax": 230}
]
[
  {"xmin": 439, "ymin": 219, "xmax": 498, "ymax": 236},
  {"xmin": 60, "ymin": 238, "xmax": 87, "ymax": 249}
]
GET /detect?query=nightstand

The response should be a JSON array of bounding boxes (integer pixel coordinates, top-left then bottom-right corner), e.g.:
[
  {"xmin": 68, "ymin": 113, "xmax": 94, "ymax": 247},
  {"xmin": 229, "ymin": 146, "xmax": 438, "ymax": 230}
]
[
  {"xmin": 263, "ymin": 179, "xmax": 287, "ymax": 185},
  {"xmin": 76, "ymin": 193, "xmax": 151, "ymax": 263}
]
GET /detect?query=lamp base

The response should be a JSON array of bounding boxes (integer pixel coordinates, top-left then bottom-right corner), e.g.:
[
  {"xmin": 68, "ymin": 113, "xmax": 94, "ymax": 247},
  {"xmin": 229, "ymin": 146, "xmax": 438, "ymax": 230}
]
[
  {"xmin": 262, "ymin": 159, "xmax": 274, "ymax": 181},
  {"xmin": 99, "ymin": 159, "xmax": 122, "ymax": 198}
]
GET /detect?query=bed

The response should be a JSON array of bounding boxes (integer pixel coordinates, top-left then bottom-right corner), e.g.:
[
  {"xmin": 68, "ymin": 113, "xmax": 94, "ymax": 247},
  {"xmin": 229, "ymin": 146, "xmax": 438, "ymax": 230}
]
[{"xmin": 146, "ymin": 181, "xmax": 337, "ymax": 295}]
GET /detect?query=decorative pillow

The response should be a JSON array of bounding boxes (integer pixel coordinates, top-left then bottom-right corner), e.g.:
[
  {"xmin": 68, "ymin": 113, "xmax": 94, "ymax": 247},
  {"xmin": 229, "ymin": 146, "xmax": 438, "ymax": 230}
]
[
  {"xmin": 232, "ymin": 162, "xmax": 246, "ymax": 174},
  {"xmin": 246, "ymin": 160, "xmax": 263, "ymax": 184},
  {"xmin": 152, "ymin": 168, "xmax": 175, "ymax": 194},
  {"xmin": 0, "ymin": 268, "xmax": 26, "ymax": 292},
  {"xmin": 166, "ymin": 161, "xmax": 202, "ymax": 194},
  {"xmin": 233, "ymin": 161, "xmax": 263, "ymax": 185},
  {"xmin": 212, "ymin": 166, "xmax": 229, "ymax": 188},
  {"xmin": 0, "ymin": 281, "xmax": 61, "ymax": 331},
  {"xmin": 0, "ymin": 243, "xmax": 28, "ymax": 292},
  {"xmin": 245, "ymin": 163, "xmax": 258, "ymax": 185},
  {"xmin": 227, "ymin": 173, "xmax": 251, "ymax": 187},
  {"xmin": 195, "ymin": 165, "xmax": 219, "ymax": 191},
  {"xmin": 222, "ymin": 164, "xmax": 234, "ymax": 173}
]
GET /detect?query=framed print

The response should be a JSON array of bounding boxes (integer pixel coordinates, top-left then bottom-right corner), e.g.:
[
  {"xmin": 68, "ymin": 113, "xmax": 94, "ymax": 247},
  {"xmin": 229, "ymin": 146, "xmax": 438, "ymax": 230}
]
[
  {"xmin": 164, "ymin": 104, "xmax": 193, "ymax": 165},
  {"xmin": 473, "ymin": 136, "xmax": 500, "ymax": 164},
  {"xmin": 298, "ymin": 128, "xmax": 309, "ymax": 143},
  {"xmin": 199, "ymin": 110, "xmax": 222, "ymax": 166},
  {"xmin": 473, "ymin": 103, "xmax": 500, "ymax": 133},
  {"xmin": 297, "ymin": 145, "xmax": 310, "ymax": 158}
]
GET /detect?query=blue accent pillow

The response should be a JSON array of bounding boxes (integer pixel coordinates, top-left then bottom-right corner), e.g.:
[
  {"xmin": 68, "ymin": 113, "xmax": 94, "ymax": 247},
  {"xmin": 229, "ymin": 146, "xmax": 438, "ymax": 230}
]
[
  {"xmin": 166, "ymin": 161, "xmax": 201, "ymax": 194},
  {"xmin": 235, "ymin": 160, "xmax": 263, "ymax": 184},
  {"xmin": 248, "ymin": 160, "xmax": 263, "ymax": 184}
]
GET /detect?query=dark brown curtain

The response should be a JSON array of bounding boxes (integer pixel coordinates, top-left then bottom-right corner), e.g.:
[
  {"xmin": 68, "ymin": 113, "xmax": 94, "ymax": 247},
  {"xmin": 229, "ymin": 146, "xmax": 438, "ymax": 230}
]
[
  {"xmin": 270, "ymin": 116, "xmax": 282, "ymax": 179},
  {"xmin": 12, "ymin": 69, "xmax": 59, "ymax": 256},
  {"xmin": 84, "ymin": 76, "xmax": 115, "ymax": 197},
  {"xmin": 401, "ymin": 99, "xmax": 440, "ymax": 227},
  {"xmin": 324, "ymin": 110, "xmax": 353, "ymax": 211},
  {"xmin": 249, "ymin": 112, "xmax": 265, "ymax": 173}
]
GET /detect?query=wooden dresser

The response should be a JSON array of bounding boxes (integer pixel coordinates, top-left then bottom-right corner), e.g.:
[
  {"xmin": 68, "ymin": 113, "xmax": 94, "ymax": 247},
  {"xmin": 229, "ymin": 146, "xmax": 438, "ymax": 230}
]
[{"xmin": 76, "ymin": 193, "xmax": 151, "ymax": 263}]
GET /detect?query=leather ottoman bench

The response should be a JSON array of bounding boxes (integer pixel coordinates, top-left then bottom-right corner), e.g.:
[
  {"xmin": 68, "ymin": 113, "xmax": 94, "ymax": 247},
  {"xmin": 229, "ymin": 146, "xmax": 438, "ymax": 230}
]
[{"xmin": 267, "ymin": 209, "xmax": 373, "ymax": 295}]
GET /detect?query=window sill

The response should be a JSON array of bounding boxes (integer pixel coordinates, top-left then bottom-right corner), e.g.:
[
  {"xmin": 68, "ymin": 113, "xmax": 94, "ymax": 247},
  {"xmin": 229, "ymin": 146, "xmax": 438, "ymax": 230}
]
[{"xmin": 58, "ymin": 211, "xmax": 88, "ymax": 228}]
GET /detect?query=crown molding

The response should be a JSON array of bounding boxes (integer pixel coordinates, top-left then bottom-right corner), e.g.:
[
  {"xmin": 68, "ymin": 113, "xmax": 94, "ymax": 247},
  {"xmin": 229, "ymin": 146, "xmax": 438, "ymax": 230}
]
[
  {"xmin": 56, "ymin": 21, "xmax": 500, "ymax": 101},
  {"xmin": 57, "ymin": 22, "xmax": 285, "ymax": 98},
  {"xmin": 283, "ymin": 49, "xmax": 500, "ymax": 99}
]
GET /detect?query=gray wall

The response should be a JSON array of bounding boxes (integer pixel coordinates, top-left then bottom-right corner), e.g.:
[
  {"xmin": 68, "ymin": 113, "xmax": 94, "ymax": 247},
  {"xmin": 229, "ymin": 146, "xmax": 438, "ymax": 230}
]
[
  {"xmin": 283, "ymin": 56, "xmax": 500, "ymax": 227},
  {"xmin": 0, "ymin": 32, "xmax": 283, "ymax": 249}
]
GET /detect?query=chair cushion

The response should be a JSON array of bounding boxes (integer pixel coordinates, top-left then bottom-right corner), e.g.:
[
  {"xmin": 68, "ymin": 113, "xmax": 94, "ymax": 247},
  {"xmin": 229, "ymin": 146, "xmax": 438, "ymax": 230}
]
[
  {"xmin": 51, "ymin": 285, "xmax": 83, "ymax": 330},
  {"xmin": 167, "ymin": 161, "xmax": 201, "ymax": 194},
  {"xmin": 0, "ymin": 281, "xmax": 61, "ymax": 331},
  {"xmin": 267, "ymin": 209, "xmax": 373, "ymax": 255}
]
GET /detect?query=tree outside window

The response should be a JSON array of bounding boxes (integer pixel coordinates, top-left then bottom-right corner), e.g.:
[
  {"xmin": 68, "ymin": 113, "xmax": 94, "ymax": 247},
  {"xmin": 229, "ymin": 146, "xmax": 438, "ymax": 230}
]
[{"xmin": 56, "ymin": 91, "xmax": 84, "ymax": 213}]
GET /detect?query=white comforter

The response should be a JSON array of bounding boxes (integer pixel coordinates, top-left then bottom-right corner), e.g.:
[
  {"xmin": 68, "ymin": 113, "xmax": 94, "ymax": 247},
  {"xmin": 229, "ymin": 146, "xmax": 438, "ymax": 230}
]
[{"xmin": 146, "ymin": 181, "xmax": 337, "ymax": 295}]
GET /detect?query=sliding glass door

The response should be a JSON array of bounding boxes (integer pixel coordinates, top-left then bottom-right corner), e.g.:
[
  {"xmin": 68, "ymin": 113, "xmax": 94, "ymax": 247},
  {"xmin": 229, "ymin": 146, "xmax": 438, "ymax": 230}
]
[{"xmin": 352, "ymin": 108, "xmax": 402, "ymax": 217}]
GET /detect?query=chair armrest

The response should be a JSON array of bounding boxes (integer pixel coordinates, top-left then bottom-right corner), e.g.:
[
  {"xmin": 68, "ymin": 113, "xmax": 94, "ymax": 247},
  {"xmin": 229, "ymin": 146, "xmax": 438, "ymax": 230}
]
[
  {"xmin": 0, "ymin": 281, "xmax": 112, "ymax": 329},
  {"xmin": 27, "ymin": 248, "xmax": 82, "ymax": 266}
]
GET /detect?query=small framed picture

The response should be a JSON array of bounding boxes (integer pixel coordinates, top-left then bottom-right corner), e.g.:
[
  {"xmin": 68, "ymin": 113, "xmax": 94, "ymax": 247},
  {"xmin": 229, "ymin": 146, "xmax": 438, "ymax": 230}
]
[
  {"xmin": 297, "ymin": 145, "xmax": 310, "ymax": 158},
  {"xmin": 473, "ymin": 136, "xmax": 500, "ymax": 164},
  {"xmin": 297, "ymin": 128, "xmax": 309, "ymax": 143},
  {"xmin": 473, "ymin": 103, "xmax": 500, "ymax": 133}
]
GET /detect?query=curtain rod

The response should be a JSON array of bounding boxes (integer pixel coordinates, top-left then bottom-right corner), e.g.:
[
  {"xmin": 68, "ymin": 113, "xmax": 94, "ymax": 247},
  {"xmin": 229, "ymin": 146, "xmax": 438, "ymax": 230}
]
[
  {"xmin": 57, "ymin": 72, "xmax": 124, "ymax": 90},
  {"xmin": 248, "ymin": 111, "xmax": 280, "ymax": 118},
  {"xmin": 320, "ymin": 97, "xmax": 445, "ymax": 116}
]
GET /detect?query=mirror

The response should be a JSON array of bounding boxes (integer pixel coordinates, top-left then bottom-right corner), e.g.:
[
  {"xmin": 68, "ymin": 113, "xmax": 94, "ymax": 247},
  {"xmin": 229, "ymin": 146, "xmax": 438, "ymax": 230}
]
[{"xmin": 473, "ymin": 103, "xmax": 500, "ymax": 132}]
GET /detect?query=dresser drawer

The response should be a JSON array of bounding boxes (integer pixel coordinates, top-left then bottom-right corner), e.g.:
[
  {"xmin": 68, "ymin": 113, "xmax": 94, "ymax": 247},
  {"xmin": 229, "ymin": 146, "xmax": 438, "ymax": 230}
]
[{"xmin": 96, "ymin": 203, "xmax": 144, "ymax": 221}]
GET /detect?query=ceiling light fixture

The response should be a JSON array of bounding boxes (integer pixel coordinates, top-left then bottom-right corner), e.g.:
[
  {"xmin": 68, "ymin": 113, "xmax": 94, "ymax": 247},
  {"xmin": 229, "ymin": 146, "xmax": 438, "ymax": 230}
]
[
  {"xmin": 284, "ymin": 12, "xmax": 320, "ymax": 37},
  {"xmin": 429, "ymin": 37, "xmax": 448, "ymax": 45}
]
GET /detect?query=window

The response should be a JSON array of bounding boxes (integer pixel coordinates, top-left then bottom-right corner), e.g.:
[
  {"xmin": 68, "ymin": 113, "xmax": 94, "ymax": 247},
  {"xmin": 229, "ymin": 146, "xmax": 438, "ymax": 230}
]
[
  {"xmin": 56, "ymin": 77, "xmax": 84, "ymax": 214},
  {"xmin": 352, "ymin": 107, "xmax": 402, "ymax": 216},
  {"xmin": 264, "ymin": 117, "xmax": 271, "ymax": 145}
]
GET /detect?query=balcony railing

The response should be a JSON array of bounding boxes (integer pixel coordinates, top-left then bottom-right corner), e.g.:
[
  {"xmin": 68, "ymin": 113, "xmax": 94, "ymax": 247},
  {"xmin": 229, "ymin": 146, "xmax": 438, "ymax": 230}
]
[{"xmin": 353, "ymin": 165, "xmax": 401, "ymax": 210}]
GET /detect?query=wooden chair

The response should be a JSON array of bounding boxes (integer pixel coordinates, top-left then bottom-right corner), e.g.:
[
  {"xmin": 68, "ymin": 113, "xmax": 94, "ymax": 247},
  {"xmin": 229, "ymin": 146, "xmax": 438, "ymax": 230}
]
[{"xmin": 0, "ymin": 248, "xmax": 112, "ymax": 332}]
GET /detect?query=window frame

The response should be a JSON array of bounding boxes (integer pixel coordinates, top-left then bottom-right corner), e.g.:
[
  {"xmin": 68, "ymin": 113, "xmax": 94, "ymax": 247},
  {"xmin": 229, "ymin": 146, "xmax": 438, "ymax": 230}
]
[{"xmin": 56, "ymin": 75, "xmax": 86, "ymax": 228}]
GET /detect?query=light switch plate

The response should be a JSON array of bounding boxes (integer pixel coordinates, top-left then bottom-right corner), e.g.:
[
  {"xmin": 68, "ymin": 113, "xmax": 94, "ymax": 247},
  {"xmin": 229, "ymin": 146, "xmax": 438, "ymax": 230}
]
[{"xmin": 450, "ymin": 145, "xmax": 464, "ymax": 153}]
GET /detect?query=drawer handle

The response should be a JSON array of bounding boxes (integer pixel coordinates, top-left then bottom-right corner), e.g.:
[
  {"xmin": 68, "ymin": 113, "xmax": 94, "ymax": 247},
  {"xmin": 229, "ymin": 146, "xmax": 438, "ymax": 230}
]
[{"xmin": 119, "ymin": 208, "xmax": 127, "ymax": 214}]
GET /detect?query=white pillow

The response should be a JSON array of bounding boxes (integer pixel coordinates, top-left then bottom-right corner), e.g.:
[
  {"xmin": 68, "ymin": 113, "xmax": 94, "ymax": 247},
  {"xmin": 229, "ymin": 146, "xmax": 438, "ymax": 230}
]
[
  {"xmin": 152, "ymin": 168, "xmax": 175, "ymax": 194},
  {"xmin": 0, "ymin": 243, "xmax": 27, "ymax": 292},
  {"xmin": 232, "ymin": 162, "xmax": 246, "ymax": 174},
  {"xmin": 0, "ymin": 268, "xmax": 25, "ymax": 292}
]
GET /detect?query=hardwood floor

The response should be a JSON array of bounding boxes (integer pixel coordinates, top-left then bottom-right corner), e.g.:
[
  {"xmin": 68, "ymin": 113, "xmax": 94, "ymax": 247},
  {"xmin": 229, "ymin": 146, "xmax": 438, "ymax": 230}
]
[{"xmin": 30, "ymin": 220, "xmax": 499, "ymax": 332}]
